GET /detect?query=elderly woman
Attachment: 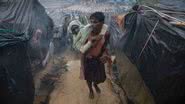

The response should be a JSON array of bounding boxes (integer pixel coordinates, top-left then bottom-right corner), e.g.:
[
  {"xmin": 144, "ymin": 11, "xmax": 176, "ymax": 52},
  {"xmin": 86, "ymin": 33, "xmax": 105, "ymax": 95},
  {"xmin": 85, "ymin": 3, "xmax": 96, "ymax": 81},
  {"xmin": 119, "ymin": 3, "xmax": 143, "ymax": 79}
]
[
  {"xmin": 68, "ymin": 19, "xmax": 84, "ymax": 50},
  {"xmin": 75, "ymin": 12, "xmax": 111, "ymax": 99}
]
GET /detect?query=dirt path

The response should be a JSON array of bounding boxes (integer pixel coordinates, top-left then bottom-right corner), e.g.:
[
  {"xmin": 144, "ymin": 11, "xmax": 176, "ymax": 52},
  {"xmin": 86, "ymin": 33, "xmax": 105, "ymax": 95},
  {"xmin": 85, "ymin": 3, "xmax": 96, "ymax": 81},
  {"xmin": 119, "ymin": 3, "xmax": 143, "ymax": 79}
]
[{"xmin": 49, "ymin": 60, "xmax": 121, "ymax": 104}]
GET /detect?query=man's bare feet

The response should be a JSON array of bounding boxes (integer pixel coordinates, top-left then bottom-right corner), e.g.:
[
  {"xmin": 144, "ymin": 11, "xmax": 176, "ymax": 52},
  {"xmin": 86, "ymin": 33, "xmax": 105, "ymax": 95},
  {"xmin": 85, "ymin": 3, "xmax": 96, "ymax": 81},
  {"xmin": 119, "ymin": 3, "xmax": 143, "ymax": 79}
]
[
  {"xmin": 94, "ymin": 84, "xmax": 101, "ymax": 94},
  {"xmin": 89, "ymin": 91, "xmax": 94, "ymax": 99}
]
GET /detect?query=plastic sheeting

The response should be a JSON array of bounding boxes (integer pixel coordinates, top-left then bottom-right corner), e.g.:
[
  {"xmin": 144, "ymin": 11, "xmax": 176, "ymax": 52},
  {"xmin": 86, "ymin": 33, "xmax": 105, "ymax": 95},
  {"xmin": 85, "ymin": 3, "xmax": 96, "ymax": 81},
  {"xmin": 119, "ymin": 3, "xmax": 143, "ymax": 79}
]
[
  {"xmin": 0, "ymin": 1, "xmax": 54, "ymax": 68},
  {"xmin": 0, "ymin": 0, "xmax": 54, "ymax": 66},
  {"xmin": 0, "ymin": 0, "xmax": 53, "ymax": 104},
  {"xmin": 0, "ymin": 42, "xmax": 34, "ymax": 104},
  {"xmin": 110, "ymin": 6, "xmax": 185, "ymax": 104}
]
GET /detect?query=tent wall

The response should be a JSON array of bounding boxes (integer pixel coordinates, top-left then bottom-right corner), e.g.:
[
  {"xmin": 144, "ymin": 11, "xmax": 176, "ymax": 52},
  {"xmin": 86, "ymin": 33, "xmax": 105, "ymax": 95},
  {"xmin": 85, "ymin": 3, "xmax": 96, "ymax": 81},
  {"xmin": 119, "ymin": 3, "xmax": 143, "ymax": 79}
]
[
  {"xmin": 115, "ymin": 51, "xmax": 155, "ymax": 104},
  {"xmin": 0, "ymin": 0, "xmax": 54, "ymax": 104},
  {"xmin": 0, "ymin": 42, "xmax": 34, "ymax": 104},
  {"xmin": 111, "ymin": 9, "xmax": 185, "ymax": 104}
]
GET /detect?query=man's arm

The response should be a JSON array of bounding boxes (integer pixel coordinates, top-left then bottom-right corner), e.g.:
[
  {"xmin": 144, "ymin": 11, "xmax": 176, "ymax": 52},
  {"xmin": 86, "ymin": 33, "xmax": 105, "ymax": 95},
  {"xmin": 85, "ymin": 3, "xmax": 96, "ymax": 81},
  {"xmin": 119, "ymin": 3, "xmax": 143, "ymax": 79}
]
[{"xmin": 80, "ymin": 41, "xmax": 92, "ymax": 54}]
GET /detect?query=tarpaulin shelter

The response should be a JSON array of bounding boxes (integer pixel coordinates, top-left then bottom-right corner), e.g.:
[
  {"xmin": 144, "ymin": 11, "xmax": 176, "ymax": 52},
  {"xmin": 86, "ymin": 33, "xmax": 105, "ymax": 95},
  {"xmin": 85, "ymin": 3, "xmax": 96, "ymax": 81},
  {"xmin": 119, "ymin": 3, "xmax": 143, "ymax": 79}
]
[
  {"xmin": 0, "ymin": 0, "xmax": 53, "ymax": 104},
  {"xmin": 110, "ymin": 3, "xmax": 185, "ymax": 104}
]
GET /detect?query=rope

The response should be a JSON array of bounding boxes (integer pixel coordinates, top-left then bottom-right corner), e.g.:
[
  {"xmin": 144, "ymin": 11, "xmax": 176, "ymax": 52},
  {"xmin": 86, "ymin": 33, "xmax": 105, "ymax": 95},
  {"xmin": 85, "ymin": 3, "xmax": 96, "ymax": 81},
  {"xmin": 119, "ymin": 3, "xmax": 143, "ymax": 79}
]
[
  {"xmin": 142, "ymin": 5, "xmax": 184, "ymax": 23},
  {"xmin": 137, "ymin": 20, "xmax": 159, "ymax": 61}
]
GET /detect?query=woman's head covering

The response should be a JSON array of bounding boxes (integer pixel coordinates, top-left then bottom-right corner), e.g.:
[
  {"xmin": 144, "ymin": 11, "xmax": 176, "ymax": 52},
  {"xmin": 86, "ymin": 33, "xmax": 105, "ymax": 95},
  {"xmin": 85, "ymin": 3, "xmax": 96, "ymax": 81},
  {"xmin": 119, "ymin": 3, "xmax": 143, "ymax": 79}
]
[{"xmin": 68, "ymin": 20, "xmax": 83, "ymax": 34}]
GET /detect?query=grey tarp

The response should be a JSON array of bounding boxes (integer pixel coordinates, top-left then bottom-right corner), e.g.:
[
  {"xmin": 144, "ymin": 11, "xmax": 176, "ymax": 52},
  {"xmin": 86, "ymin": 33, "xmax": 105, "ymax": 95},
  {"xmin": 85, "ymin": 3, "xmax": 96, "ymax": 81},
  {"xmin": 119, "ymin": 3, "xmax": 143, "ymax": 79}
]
[
  {"xmin": 0, "ymin": 0, "xmax": 53, "ymax": 104},
  {"xmin": 110, "ymin": 3, "xmax": 185, "ymax": 104}
]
